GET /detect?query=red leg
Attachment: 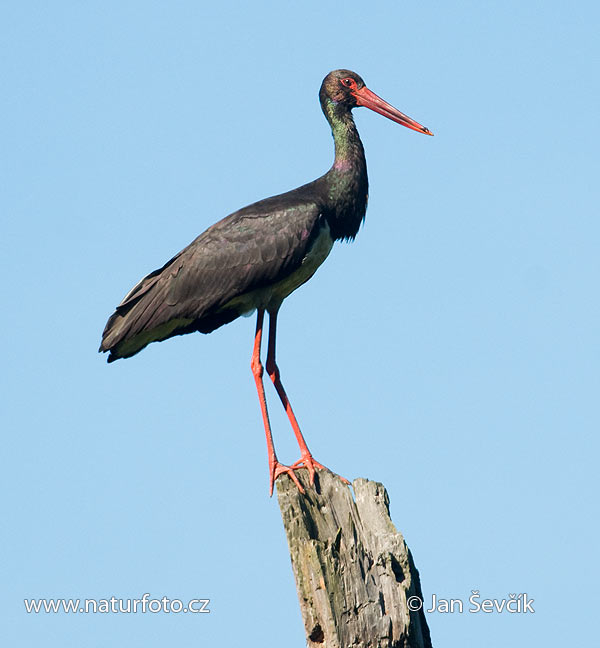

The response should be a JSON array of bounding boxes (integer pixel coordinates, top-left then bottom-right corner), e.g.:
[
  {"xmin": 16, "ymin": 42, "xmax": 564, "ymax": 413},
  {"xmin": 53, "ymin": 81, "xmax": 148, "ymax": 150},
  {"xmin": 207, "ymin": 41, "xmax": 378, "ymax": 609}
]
[
  {"xmin": 251, "ymin": 309, "xmax": 305, "ymax": 496},
  {"xmin": 265, "ymin": 308, "xmax": 349, "ymax": 487}
]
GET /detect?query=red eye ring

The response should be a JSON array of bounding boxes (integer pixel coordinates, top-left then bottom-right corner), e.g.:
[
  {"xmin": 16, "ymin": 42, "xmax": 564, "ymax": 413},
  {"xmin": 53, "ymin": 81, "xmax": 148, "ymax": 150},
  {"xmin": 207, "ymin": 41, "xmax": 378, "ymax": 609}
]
[{"xmin": 341, "ymin": 78, "xmax": 354, "ymax": 88}]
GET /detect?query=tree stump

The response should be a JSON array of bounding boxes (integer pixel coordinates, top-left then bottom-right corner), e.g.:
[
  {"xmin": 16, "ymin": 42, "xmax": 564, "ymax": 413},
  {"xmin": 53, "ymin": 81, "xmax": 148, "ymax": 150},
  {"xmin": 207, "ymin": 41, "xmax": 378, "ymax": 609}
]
[{"xmin": 277, "ymin": 470, "xmax": 433, "ymax": 648}]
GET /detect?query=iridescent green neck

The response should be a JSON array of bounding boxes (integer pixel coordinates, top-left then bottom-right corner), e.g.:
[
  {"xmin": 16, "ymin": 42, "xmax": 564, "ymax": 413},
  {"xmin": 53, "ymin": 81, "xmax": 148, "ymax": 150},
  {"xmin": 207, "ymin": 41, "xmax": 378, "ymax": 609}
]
[
  {"xmin": 323, "ymin": 100, "xmax": 366, "ymax": 172},
  {"xmin": 318, "ymin": 100, "xmax": 369, "ymax": 241}
]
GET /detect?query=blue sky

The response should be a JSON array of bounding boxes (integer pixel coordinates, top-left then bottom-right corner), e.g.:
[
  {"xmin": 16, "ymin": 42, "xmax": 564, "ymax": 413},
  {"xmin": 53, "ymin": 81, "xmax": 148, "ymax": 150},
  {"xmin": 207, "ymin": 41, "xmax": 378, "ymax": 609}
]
[{"xmin": 2, "ymin": 1, "xmax": 598, "ymax": 646}]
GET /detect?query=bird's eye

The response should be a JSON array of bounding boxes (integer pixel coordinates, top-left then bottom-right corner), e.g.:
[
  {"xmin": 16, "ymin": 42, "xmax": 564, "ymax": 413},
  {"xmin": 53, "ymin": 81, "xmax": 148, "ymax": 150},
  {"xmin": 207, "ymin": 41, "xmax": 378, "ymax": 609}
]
[{"xmin": 341, "ymin": 78, "xmax": 354, "ymax": 88}]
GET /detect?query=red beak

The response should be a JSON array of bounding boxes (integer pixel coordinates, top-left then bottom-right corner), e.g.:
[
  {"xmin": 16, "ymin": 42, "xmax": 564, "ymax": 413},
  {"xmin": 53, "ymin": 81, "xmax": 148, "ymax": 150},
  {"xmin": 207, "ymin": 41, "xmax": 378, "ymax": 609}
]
[{"xmin": 353, "ymin": 86, "xmax": 433, "ymax": 136}]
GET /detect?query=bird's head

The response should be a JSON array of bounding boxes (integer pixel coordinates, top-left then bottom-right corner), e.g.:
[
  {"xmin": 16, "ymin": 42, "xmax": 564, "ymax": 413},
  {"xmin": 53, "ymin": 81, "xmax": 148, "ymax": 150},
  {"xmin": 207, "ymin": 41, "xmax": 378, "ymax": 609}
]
[{"xmin": 320, "ymin": 69, "xmax": 433, "ymax": 136}]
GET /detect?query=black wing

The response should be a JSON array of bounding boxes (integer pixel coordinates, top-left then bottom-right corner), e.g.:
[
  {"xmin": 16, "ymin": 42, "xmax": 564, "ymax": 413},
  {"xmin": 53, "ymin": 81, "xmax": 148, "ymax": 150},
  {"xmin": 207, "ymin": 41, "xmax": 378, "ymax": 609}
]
[{"xmin": 100, "ymin": 198, "xmax": 325, "ymax": 362}]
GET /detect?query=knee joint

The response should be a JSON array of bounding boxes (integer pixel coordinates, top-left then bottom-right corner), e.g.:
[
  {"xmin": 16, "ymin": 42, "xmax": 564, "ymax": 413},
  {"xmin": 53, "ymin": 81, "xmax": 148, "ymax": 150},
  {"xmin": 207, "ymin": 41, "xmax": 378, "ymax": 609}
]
[
  {"xmin": 266, "ymin": 358, "xmax": 279, "ymax": 381},
  {"xmin": 251, "ymin": 357, "xmax": 263, "ymax": 378}
]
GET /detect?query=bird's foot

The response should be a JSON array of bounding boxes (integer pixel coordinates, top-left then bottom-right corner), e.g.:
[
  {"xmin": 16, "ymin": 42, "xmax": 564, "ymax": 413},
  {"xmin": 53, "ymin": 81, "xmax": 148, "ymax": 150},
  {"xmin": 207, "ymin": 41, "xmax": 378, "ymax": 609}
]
[
  {"xmin": 269, "ymin": 453, "xmax": 350, "ymax": 496},
  {"xmin": 291, "ymin": 453, "xmax": 351, "ymax": 488},
  {"xmin": 269, "ymin": 461, "xmax": 306, "ymax": 496}
]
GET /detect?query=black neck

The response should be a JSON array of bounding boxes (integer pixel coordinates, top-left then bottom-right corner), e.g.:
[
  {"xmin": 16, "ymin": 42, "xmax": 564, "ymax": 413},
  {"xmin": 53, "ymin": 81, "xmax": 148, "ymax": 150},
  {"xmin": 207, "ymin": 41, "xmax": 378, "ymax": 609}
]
[{"xmin": 318, "ymin": 101, "xmax": 369, "ymax": 241}]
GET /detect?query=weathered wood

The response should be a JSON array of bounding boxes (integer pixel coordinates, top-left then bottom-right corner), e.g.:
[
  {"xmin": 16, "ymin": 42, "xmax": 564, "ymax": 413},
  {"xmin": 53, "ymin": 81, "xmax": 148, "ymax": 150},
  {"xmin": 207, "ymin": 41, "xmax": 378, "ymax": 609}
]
[{"xmin": 277, "ymin": 470, "xmax": 433, "ymax": 648}]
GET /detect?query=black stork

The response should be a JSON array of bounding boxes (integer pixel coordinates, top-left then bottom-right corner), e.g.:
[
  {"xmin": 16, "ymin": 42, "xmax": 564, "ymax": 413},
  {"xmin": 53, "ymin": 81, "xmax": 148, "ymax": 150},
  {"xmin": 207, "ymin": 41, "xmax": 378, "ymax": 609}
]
[{"xmin": 100, "ymin": 69, "xmax": 432, "ymax": 495}]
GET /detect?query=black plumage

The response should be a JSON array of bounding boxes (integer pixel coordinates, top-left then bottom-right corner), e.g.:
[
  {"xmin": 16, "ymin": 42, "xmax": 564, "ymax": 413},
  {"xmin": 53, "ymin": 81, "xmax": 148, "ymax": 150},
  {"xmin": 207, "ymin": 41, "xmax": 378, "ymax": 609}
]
[
  {"xmin": 99, "ymin": 69, "xmax": 432, "ymax": 494},
  {"xmin": 100, "ymin": 72, "xmax": 370, "ymax": 362},
  {"xmin": 101, "ymin": 193, "xmax": 330, "ymax": 361}
]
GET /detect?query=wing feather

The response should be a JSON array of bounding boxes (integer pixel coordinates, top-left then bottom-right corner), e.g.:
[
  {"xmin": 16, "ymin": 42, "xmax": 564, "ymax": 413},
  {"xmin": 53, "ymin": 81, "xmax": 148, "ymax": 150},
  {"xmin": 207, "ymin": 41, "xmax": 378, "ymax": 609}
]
[{"xmin": 100, "ymin": 200, "xmax": 325, "ymax": 361}]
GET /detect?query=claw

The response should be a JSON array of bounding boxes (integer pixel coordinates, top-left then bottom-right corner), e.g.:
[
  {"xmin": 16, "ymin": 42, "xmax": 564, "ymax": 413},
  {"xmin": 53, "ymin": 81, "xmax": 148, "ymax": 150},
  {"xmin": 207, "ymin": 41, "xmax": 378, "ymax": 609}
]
[
  {"xmin": 292, "ymin": 454, "xmax": 350, "ymax": 486},
  {"xmin": 270, "ymin": 454, "xmax": 350, "ymax": 495},
  {"xmin": 270, "ymin": 461, "xmax": 305, "ymax": 496}
]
